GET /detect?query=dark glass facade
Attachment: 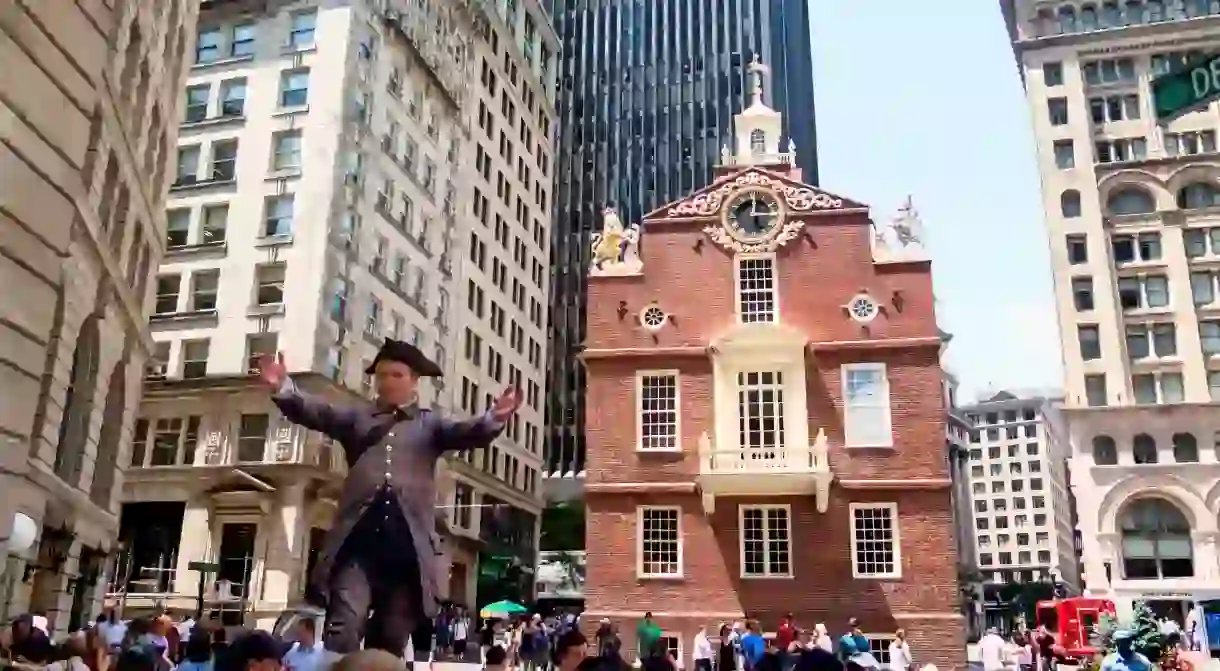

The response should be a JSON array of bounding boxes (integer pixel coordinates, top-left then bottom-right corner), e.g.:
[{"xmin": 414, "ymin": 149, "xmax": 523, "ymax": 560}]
[{"xmin": 543, "ymin": 0, "xmax": 819, "ymax": 479}]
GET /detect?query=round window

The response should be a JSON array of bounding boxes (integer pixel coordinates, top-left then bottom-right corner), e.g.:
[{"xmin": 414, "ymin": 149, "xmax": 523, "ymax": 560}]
[
  {"xmin": 640, "ymin": 305, "xmax": 668, "ymax": 330},
  {"xmin": 848, "ymin": 294, "xmax": 879, "ymax": 323}
]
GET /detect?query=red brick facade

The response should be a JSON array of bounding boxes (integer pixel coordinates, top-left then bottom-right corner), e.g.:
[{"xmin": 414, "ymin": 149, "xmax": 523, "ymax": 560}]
[{"xmin": 580, "ymin": 162, "xmax": 965, "ymax": 668}]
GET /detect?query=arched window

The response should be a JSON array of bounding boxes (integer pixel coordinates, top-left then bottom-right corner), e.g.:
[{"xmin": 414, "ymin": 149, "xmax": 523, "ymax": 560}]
[
  {"xmin": 1172, "ymin": 432, "xmax": 1199, "ymax": 462},
  {"xmin": 1061, "ymin": 190, "xmax": 1082, "ymax": 218},
  {"xmin": 749, "ymin": 129, "xmax": 766, "ymax": 154},
  {"xmin": 1093, "ymin": 435, "xmax": 1118, "ymax": 465},
  {"xmin": 55, "ymin": 314, "xmax": 102, "ymax": 486},
  {"xmin": 90, "ymin": 356, "xmax": 128, "ymax": 507},
  {"xmin": 1101, "ymin": 1, "xmax": 1122, "ymax": 26},
  {"xmin": 1057, "ymin": 5, "xmax": 1078, "ymax": 32},
  {"xmin": 1133, "ymin": 433, "xmax": 1158, "ymax": 464},
  {"xmin": 1120, "ymin": 498, "xmax": 1194, "ymax": 579},
  {"xmin": 1146, "ymin": 0, "xmax": 1165, "ymax": 20},
  {"xmin": 1106, "ymin": 188, "xmax": 1156, "ymax": 216},
  {"xmin": 1080, "ymin": 4, "xmax": 1100, "ymax": 29},
  {"xmin": 1177, "ymin": 182, "xmax": 1220, "ymax": 210}
]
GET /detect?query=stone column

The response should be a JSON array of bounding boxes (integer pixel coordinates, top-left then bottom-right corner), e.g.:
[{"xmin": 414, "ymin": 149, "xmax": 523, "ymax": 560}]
[
  {"xmin": 260, "ymin": 482, "xmax": 307, "ymax": 611},
  {"xmin": 1085, "ymin": 533, "xmax": 1117, "ymax": 595},
  {"xmin": 173, "ymin": 500, "xmax": 214, "ymax": 599}
]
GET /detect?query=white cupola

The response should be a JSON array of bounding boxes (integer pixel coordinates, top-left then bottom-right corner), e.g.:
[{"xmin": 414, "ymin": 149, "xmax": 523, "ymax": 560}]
[{"xmin": 724, "ymin": 54, "xmax": 794, "ymax": 168}]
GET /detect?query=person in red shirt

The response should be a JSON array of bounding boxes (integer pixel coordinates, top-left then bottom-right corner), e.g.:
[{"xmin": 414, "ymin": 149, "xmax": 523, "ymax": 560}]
[{"xmin": 775, "ymin": 614, "xmax": 797, "ymax": 670}]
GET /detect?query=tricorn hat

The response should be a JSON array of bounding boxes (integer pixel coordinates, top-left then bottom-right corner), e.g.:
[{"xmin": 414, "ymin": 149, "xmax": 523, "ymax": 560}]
[{"xmin": 364, "ymin": 338, "xmax": 443, "ymax": 377}]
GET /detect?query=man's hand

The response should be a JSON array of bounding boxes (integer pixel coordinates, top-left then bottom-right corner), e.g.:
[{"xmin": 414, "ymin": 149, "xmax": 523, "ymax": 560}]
[
  {"xmin": 256, "ymin": 352, "xmax": 289, "ymax": 391},
  {"xmin": 490, "ymin": 386, "xmax": 522, "ymax": 423}
]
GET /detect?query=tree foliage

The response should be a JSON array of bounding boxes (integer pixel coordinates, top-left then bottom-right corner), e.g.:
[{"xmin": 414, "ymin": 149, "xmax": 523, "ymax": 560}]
[{"xmin": 1129, "ymin": 601, "xmax": 1167, "ymax": 661}]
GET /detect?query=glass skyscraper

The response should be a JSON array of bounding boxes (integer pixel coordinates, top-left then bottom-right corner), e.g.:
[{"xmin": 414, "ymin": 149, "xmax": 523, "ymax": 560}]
[{"xmin": 543, "ymin": 0, "xmax": 819, "ymax": 483}]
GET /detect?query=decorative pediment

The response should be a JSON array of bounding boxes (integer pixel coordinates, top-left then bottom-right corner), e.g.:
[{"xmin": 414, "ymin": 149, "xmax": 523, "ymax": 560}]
[
  {"xmin": 650, "ymin": 167, "xmax": 867, "ymax": 221},
  {"xmin": 710, "ymin": 321, "xmax": 808, "ymax": 354}
]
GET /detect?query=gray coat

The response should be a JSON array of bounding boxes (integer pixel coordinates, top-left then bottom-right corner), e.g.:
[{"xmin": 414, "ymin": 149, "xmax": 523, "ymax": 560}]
[{"xmin": 273, "ymin": 379, "xmax": 503, "ymax": 616}]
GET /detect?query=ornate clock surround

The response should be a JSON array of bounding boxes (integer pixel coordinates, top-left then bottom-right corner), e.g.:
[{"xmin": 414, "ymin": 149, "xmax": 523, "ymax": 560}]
[{"xmin": 721, "ymin": 187, "xmax": 786, "ymax": 245}]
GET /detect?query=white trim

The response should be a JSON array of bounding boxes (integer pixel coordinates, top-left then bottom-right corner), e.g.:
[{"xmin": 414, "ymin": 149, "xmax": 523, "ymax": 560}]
[
  {"xmin": 635, "ymin": 369, "xmax": 683, "ymax": 453},
  {"xmin": 639, "ymin": 304, "xmax": 670, "ymax": 331},
  {"xmin": 658, "ymin": 632, "xmax": 685, "ymax": 670},
  {"xmin": 637, "ymin": 505, "xmax": 684, "ymax": 579},
  {"xmin": 846, "ymin": 293, "xmax": 880, "ymax": 323},
  {"xmin": 840, "ymin": 362, "xmax": 894, "ymax": 448},
  {"xmin": 848, "ymin": 502, "xmax": 902, "ymax": 579},
  {"xmin": 733, "ymin": 252, "xmax": 779, "ymax": 324},
  {"xmin": 739, "ymin": 504, "xmax": 794, "ymax": 579},
  {"xmin": 862, "ymin": 634, "xmax": 897, "ymax": 665}
]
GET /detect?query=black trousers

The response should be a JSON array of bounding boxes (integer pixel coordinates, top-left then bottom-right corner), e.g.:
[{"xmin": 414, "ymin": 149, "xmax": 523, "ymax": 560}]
[{"xmin": 325, "ymin": 492, "xmax": 423, "ymax": 656}]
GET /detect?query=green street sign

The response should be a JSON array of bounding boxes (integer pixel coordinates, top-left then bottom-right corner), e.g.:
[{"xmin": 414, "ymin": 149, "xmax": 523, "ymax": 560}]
[
  {"xmin": 188, "ymin": 561, "xmax": 221, "ymax": 573},
  {"xmin": 1152, "ymin": 52, "xmax": 1220, "ymax": 122}
]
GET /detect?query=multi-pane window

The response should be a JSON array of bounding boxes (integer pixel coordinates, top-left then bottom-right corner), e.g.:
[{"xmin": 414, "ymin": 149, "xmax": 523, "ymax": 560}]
[
  {"xmin": 1095, "ymin": 137, "xmax": 1147, "ymax": 163},
  {"xmin": 146, "ymin": 417, "xmax": 201, "ymax": 467},
  {"xmin": 1184, "ymin": 228, "xmax": 1220, "ymax": 258},
  {"xmin": 850, "ymin": 503, "xmax": 900, "ymax": 578},
  {"xmin": 155, "ymin": 275, "xmax": 182, "ymax": 314},
  {"xmin": 272, "ymin": 131, "xmax": 303, "ymax": 171},
  {"xmin": 1073, "ymin": 277, "xmax": 1094, "ymax": 311},
  {"xmin": 189, "ymin": 271, "xmax": 219, "ymax": 311},
  {"xmin": 230, "ymin": 23, "xmax": 256, "ymax": 58},
  {"xmin": 1132, "ymin": 372, "xmax": 1185, "ymax": 405},
  {"xmin": 1165, "ymin": 130, "xmax": 1217, "ymax": 157},
  {"xmin": 256, "ymin": 264, "xmax": 286, "ymax": 306},
  {"xmin": 1047, "ymin": 98, "xmax": 1069, "ymax": 125},
  {"xmin": 176, "ymin": 145, "xmax": 200, "ymax": 183},
  {"xmin": 167, "ymin": 209, "xmax": 191, "ymax": 247},
  {"xmin": 288, "ymin": 11, "xmax": 316, "ymax": 48},
  {"xmin": 1053, "ymin": 140, "xmax": 1075, "ymax": 170},
  {"xmin": 246, "ymin": 333, "xmax": 278, "ymax": 374},
  {"xmin": 237, "ymin": 414, "xmax": 269, "ymax": 463},
  {"xmin": 1125, "ymin": 323, "xmax": 1176, "ymax": 360},
  {"xmin": 264, "ymin": 195, "xmax": 294, "ymax": 237},
  {"xmin": 1117, "ymin": 275, "xmax": 1169, "ymax": 310},
  {"xmin": 1112, "ymin": 233, "xmax": 1161, "ymax": 263},
  {"xmin": 211, "ymin": 140, "xmax": 238, "ymax": 181},
  {"xmin": 842, "ymin": 363, "xmax": 892, "ymax": 447},
  {"xmin": 1200, "ymin": 321, "xmax": 1220, "ymax": 356},
  {"xmin": 185, "ymin": 85, "xmax": 210, "ymax": 122},
  {"xmin": 196, "ymin": 28, "xmax": 222, "ymax": 63},
  {"xmin": 182, "ymin": 340, "xmax": 210, "ymax": 379},
  {"xmin": 220, "ymin": 79, "xmax": 247, "ymax": 116},
  {"xmin": 1192, "ymin": 271, "xmax": 1220, "ymax": 306},
  {"xmin": 638, "ymin": 507, "xmax": 681, "ymax": 577},
  {"xmin": 740, "ymin": 506, "xmax": 791, "ymax": 577},
  {"xmin": 637, "ymin": 371, "xmax": 679, "ymax": 451},
  {"xmin": 737, "ymin": 371, "xmax": 784, "ymax": 452},
  {"xmin": 1088, "ymin": 94, "xmax": 1140, "ymax": 124},
  {"xmin": 736, "ymin": 256, "xmax": 777, "ymax": 323},
  {"xmin": 279, "ymin": 69, "xmax": 310, "ymax": 107},
  {"xmin": 1078, "ymin": 326, "xmax": 1101, "ymax": 360},
  {"xmin": 1082, "ymin": 58, "xmax": 1135, "ymax": 86},
  {"xmin": 203, "ymin": 204, "xmax": 228, "ymax": 243}
]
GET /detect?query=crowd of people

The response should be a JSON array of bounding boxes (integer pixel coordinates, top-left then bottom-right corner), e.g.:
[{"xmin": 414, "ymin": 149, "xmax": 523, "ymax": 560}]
[{"xmin": 2, "ymin": 608, "xmax": 929, "ymax": 671}]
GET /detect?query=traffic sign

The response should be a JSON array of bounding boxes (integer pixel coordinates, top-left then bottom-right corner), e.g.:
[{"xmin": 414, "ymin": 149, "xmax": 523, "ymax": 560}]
[
  {"xmin": 1152, "ymin": 52, "xmax": 1220, "ymax": 122},
  {"xmin": 188, "ymin": 561, "xmax": 221, "ymax": 573}
]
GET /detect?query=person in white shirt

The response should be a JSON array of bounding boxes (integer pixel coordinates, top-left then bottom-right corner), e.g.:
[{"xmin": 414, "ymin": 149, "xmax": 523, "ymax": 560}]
[
  {"xmin": 1012, "ymin": 633, "xmax": 1034, "ymax": 671},
  {"xmin": 451, "ymin": 609, "xmax": 471, "ymax": 662},
  {"xmin": 888, "ymin": 629, "xmax": 913, "ymax": 671},
  {"xmin": 692, "ymin": 626, "xmax": 714, "ymax": 671},
  {"xmin": 813, "ymin": 624, "xmax": 833, "ymax": 654},
  {"xmin": 979, "ymin": 628, "xmax": 1007, "ymax": 671},
  {"xmin": 104, "ymin": 619, "xmax": 129, "ymax": 651}
]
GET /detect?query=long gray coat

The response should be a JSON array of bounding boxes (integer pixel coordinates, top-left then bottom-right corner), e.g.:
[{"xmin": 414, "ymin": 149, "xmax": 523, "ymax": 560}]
[{"xmin": 273, "ymin": 380, "xmax": 502, "ymax": 616}]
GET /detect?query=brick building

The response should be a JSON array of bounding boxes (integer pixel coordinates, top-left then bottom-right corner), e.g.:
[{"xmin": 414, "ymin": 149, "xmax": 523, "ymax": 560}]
[{"xmin": 579, "ymin": 60, "xmax": 965, "ymax": 669}]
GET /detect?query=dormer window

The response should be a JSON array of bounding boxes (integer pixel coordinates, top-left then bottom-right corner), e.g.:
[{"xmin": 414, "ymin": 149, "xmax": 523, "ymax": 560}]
[
  {"xmin": 736, "ymin": 255, "xmax": 777, "ymax": 323},
  {"xmin": 750, "ymin": 129, "xmax": 766, "ymax": 155}
]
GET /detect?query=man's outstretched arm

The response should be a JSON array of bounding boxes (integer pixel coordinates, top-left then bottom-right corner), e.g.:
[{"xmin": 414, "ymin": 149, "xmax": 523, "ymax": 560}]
[
  {"xmin": 259, "ymin": 353, "xmax": 357, "ymax": 444},
  {"xmin": 433, "ymin": 386, "xmax": 521, "ymax": 453}
]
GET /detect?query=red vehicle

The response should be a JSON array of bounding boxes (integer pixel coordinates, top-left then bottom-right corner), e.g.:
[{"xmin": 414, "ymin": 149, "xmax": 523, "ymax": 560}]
[{"xmin": 1036, "ymin": 597, "xmax": 1117, "ymax": 661}]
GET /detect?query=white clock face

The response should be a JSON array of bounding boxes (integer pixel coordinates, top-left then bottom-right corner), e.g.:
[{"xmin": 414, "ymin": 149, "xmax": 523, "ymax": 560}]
[{"xmin": 727, "ymin": 191, "xmax": 781, "ymax": 239}]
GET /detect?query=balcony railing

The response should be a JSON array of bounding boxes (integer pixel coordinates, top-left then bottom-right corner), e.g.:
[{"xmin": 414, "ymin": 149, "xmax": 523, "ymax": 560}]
[{"xmin": 696, "ymin": 429, "xmax": 832, "ymax": 513}]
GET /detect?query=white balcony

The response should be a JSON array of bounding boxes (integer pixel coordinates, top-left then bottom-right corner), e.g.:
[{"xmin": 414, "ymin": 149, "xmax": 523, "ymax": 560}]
[{"xmin": 696, "ymin": 429, "xmax": 833, "ymax": 514}]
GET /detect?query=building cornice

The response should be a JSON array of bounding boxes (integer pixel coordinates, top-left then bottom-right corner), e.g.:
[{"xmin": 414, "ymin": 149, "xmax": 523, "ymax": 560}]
[
  {"xmin": 837, "ymin": 478, "xmax": 954, "ymax": 490},
  {"xmin": 579, "ymin": 346, "xmax": 709, "ymax": 361},
  {"xmin": 809, "ymin": 336, "xmax": 943, "ymax": 352},
  {"xmin": 1011, "ymin": 16, "xmax": 1220, "ymax": 58},
  {"xmin": 584, "ymin": 481, "xmax": 698, "ymax": 494},
  {"xmin": 580, "ymin": 336, "xmax": 943, "ymax": 361}
]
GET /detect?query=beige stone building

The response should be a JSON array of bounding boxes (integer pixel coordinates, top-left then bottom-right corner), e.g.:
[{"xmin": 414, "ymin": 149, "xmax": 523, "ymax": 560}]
[
  {"xmin": 109, "ymin": 0, "xmax": 556, "ymax": 626},
  {"xmin": 0, "ymin": 0, "xmax": 197, "ymax": 634},
  {"xmin": 1001, "ymin": 1, "xmax": 1220, "ymax": 620}
]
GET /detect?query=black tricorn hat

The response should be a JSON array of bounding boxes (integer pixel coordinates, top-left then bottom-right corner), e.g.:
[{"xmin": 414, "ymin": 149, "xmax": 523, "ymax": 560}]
[{"xmin": 364, "ymin": 338, "xmax": 443, "ymax": 377}]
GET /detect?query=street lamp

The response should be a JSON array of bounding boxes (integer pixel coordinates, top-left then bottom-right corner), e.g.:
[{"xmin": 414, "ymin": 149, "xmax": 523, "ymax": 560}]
[{"xmin": 3, "ymin": 512, "xmax": 38, "ymax": 557}]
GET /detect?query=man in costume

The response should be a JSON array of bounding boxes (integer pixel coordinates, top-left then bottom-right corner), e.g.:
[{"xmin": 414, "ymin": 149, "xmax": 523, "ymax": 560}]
[{"xmin": 257, "ymin": 339, "xmax": 521, "ymax": 658}]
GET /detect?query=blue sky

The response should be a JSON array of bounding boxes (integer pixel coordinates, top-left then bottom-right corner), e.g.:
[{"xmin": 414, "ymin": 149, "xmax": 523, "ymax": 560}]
[{"xmin": 807, "ymin": 1, "xmax": 1065, "ymax": 402}]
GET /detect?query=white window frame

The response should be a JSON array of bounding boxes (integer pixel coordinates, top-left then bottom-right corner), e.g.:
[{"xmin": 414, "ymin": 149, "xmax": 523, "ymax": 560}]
[
  {"xmin": 636, "ymin": 505, "xmax": 683, "ymax": 579},
  {"xmin": 841, "ymin": 362, "xmax": 893, "ymax": 448},
  {"xmin": 710, "ymin": 323, "xmax": 810, "ymax": 457},
  {"xmin": 657, "ymin": 633, "xmax": 683, "ymax": 669},
  {"xmin": 848, "ymin": 502, "xmax": 902, "ymax": 579},
  {"xmin": 863, "ymin": 635, "xmax": 896, "ymax": 665},
  {"xmin": 739, "ymin": 504, "xmax": 793, "ymax": 579},
  {"xmin": 733, "ymin": 253, "xmax": 779, "ymax": 324},
  {"xmin": 635, "ymin": 369, "xmax": 682, "ymax": 452}
]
